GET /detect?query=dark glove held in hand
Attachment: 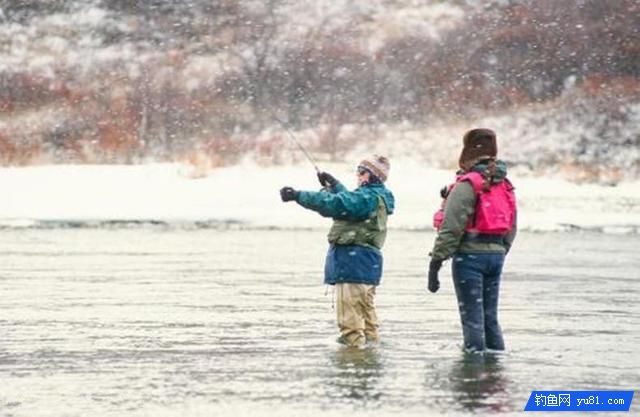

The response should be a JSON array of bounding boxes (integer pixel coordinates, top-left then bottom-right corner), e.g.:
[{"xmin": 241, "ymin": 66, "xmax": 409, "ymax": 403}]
[
  {"xmin": 317, "ymin": 172, "xmax": 338, "ymax": 188},
  {"xmin": 280, "ymin": 186, "xmax": 298, "ymax": 202},
  {"xmin": 428, "ymin": 259, "xmax": 443, "ymax": 293}
]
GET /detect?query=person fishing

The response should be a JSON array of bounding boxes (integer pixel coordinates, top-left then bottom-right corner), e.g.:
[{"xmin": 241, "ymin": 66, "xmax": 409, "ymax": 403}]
[
  {"xmin": 427, "ymin": 128, "xmax": 517, "ymax": 352},
  {"xmin": 279, "ymin": 155, "xmax": 395, "ymax": 348}
]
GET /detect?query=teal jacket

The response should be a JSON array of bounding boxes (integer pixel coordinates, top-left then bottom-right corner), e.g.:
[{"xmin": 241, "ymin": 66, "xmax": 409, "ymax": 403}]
[
  {"xmin": 297, "ymin": 182, "xmax": 395, "ymax": 221},
  {"xmin": 295, "ymin": 181, "xmax": 395, "ymax": 285}
]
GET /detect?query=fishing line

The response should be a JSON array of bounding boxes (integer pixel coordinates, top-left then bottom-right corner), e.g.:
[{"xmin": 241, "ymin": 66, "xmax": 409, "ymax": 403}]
[{"xmin": 272, "ymin": 115, "xmax": 320, "ymax": 173}]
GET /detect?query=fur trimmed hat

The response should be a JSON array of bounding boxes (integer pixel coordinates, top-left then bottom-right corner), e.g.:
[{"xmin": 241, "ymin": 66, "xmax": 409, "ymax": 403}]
[
  {"xmin": 459, "ymin": 128, "xmax": 497, "ymax": 170},
  {"xmin": 359, "ymin": 154, "xmax": 390, "ymax": 182}
]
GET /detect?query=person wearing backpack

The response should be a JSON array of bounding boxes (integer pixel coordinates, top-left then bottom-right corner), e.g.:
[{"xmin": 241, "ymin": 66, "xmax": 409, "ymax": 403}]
[
  {"xmin": 427, "ymin": 129, "xmax": 517, "ymax": 352},
  {"xmin": 279, "ymin": 155, "xmax": 395, "ymax": 348}
]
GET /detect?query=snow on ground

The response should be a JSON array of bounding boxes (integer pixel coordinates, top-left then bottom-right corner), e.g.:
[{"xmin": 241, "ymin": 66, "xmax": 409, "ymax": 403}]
[{"xmin": 0, "ymin": 160, "xmax": 638, "ymax": 233}]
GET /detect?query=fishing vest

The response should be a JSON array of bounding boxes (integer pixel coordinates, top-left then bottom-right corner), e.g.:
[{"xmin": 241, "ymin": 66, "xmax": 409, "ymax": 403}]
[
  {"xmin": 433, "ymin": 171, "xmax": 516, "ymax": 235},
  {"xmin": 327, "ymin": 196, "xmax": 388, "ymax": 249}
]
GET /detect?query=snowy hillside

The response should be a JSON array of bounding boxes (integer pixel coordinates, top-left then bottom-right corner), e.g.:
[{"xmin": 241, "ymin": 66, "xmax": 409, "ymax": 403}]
[{"xmin": 0, "ymin": 0, "xmax": 638, "ymax": 182}]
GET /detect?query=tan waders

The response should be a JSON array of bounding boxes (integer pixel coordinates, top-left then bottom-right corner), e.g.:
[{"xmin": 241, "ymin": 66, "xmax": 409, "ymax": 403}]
[{"xmin": 335, "ymin": 283, "xmax": 379, "ymax": 347}]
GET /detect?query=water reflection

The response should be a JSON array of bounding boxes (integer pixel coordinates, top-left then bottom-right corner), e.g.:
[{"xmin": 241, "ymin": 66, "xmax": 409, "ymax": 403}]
[
  {"xmin": 449, "ymin": 352, "xmax": 511, "ymax": 413},
  {"xmin": 326, "ymin": 346, "xmax": 384, "ymax": 404}
]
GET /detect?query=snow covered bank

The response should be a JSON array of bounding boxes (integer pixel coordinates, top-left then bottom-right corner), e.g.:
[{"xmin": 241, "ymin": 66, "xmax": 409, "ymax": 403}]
[{"xmin": 0, "ymin": 161, "xmax": 638, "ymax": 233}]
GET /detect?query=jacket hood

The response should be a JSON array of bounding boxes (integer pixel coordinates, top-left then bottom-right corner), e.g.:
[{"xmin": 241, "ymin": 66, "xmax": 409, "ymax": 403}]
[
  {"xmin": 467, "ymin": 159, "xmax": 508, "ymax": 184},
  {"xmin": 362, "ymin": 183, "xmax": 395, "ymax": 214}
]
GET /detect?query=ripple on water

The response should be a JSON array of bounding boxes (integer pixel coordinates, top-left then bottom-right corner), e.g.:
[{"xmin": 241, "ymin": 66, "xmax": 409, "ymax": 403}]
[{"xmin": 0, "ymin": 229, "xmax": 638, "ymax": 416}]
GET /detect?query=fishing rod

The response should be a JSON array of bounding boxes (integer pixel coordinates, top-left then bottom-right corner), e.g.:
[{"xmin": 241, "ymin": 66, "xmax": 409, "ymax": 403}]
[{"xmin": 272, "ymin": 115, "xmax": 320, "ymax": 173}]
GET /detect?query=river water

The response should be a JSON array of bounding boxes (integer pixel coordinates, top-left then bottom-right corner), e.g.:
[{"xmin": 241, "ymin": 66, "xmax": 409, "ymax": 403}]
[{"xmin": 0, "ymin": 228, "xmax": 638, "ymax": 416}]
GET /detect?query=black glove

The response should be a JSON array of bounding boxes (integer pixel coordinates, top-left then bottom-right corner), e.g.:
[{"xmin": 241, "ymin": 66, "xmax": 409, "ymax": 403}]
[
  {"xmin": 428, "ymin": 259, "xmax": 443, "ymax": 293},
  {"xmin": 440, "ymin": 186, "xmax": 450, "ymax": 199},
  {"xmin": 317, "ymin": 171, "xmax": 338, "ymax": 188},
  {"xmin": 280, "ymin": 186, "xmax": 298, "ymax": 202}
]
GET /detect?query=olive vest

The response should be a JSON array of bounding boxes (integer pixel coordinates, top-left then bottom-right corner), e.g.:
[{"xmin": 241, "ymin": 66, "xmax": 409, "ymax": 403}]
[{"xmin": 327, "ymin": 196, "xmax": 388, "ymax": 250}]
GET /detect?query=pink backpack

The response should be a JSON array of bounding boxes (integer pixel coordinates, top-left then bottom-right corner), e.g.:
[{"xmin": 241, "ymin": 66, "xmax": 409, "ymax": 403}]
[{"xmin": 433, "ymin": 171, "xmax": 516, "ymax": 234}]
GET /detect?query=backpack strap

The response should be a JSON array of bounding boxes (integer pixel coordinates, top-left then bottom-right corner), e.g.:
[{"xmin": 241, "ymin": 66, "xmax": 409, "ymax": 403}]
[{"xmin": 457, "ymin": 171, "xmax": 485, "ymax": 194}]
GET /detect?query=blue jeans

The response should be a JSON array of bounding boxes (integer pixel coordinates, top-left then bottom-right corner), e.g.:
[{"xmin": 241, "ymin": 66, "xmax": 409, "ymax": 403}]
[{"xmin": 451, "ymin": 253, "xmax": 505, "ymax": 352}]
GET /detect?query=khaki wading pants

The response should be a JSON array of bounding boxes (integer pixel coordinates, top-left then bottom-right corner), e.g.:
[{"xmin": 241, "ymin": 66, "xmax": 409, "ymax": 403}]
[{"xmin": 336, "ymin": 283, "xmax": 379, "ymax": 347}]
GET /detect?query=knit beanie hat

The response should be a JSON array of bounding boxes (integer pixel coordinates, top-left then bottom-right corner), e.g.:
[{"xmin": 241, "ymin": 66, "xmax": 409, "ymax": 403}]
[
  {"xmin": 458, "ymin": 128, "xmax": 497, "ymax": 170},
  {"xmin": 359, "ymin": 154, "xmax": 390, "ymax": 182}
]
